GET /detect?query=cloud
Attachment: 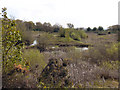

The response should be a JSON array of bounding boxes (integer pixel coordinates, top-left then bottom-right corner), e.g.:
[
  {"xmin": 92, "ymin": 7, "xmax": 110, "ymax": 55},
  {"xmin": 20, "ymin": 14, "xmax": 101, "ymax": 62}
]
[{"xmin": 0, "ymin": 0, "xmax": 119, "ymax": 28}]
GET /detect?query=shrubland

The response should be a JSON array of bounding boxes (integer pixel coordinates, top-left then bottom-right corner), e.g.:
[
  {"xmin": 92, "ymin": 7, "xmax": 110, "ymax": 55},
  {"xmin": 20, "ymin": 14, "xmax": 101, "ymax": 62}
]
[
  {"xmin": 59, "ymin": 28, "xmax": 87, "ymax": 41},
  {"xmin": 1, "ymin": 8, "xmax": 119, "ymax": 88}
]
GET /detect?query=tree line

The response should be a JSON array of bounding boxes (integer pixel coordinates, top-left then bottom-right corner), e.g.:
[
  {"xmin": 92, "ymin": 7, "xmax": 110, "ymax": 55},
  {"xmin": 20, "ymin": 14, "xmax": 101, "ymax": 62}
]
[{"xmin": 16, "ymin": 19, "xmax": 62, "ymax": 33}]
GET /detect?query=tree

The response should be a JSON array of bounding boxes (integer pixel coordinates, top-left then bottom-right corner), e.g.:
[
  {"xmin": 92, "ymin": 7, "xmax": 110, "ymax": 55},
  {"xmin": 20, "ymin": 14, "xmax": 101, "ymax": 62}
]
[
  {"xmin": 24, "ymin": 21, "xmax": 35, "ymax": 31},
  {"xmin": 35, "ymin": 22, "xmax": 43, "ymax": 31},
  {"xmin": 53, "ymin": 24, "xmax": 62, "ymax": 32},
  {"xmin": 92, "ymin": 27, "xmax": 97, "ymax": 31},
  {"xmin": 67, "ymin": 23, "xmax": 74, "ymax": 28},
  {"xmin": 87, "ymin": 27, "xmax": 91, "ymax": 31},
  {"xmin": 108, "ymin": 25, "xmax": 120, "ymax": 33},
  {"xmin": 16, "ymin": 19, "xmax": 34, "ymax": 45},
  {"xmin": 98, "ymin": 26, "xmax": 104, "ymax": 31},
  {"xmin": 43, "ymin": 22, "xmax": 53, "ymax": 32},
  {"xmin": 1, "ymin": 7, "xmax": 27, "ymax": 74}
]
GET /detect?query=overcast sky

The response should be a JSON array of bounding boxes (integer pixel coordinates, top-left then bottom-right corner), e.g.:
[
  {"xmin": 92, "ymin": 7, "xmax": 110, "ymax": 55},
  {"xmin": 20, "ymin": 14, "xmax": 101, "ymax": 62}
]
[{"xmin": 0, "ymin": 0, "xmax": 119, "ymax": 29}]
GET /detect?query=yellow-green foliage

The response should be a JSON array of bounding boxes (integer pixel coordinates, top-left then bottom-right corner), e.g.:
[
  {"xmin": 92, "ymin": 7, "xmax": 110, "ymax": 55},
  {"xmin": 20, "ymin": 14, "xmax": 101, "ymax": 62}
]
[
  {"xmin": 59, "ymin": 28, "xmax": 87, "ymax": 41},
  {"xmin": 98, "ymin": 36, "xmax": 108, "ymax": 40},
  {"xmin": 70, "ymin": 32, "xmax": 81, "ymax": 41},
  {"xmin": 78, "ymin": 30, "xmax": 88, "ymax": 39},
  {"xmin": 69, "ymin": 29, "xmax": 87, "ymax": 41},
  {"xmin": 106, "ymin": 42, "xmax": 118, "ymax": 61},
  {"xmin": 101, "ymin": 61, "xmax": 119, "ymax": 70},
  {"xmin": 2, "ymin": 8, "xmax": 26, "ymax": 73},
  {"xmin": 59, "ymin": 27, "xmax": 65, "ymax": 37},
  {"xmin": 22, "ymin": 48, "xmax": 47, "ymax": 71},
  {"xmin": 64, "ymin": 28, "xmax": 71, "ymax": 41},
  {"xmin": 106, "ymin": 43, "xmax": 118, "ymax": 56},
  {"xmin": 88, "ymin": 79, "xmax": 118, "ymax": 88}
]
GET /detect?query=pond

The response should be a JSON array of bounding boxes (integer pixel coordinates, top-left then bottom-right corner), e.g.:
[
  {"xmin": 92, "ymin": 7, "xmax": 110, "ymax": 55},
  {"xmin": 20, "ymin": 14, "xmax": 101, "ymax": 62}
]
[
  {"xmin": 75, "ymin": 47, "xmax": 88, "ymax": 51},
  {"xmin": 30, "ymin": 40, "xmax": 89, "ymax": 52}
]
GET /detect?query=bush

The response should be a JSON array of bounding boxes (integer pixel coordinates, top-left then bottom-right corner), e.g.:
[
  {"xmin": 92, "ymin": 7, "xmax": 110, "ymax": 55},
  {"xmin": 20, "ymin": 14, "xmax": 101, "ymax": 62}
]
[
  {"xmin": 36, "ymin": 32, "xmax": 54, "ymax": 52},
  {"xmin": 21, "ymin": 31, "xmax": 34, "ymax": 45},
  {"xmin": 2, "ymin": 8, "xmax": 29, "ymax": 88},
  {"xmin": 59, "ymin": 28, "xmax": 87, "ymax": 41},
  {"xmin": 2, "ymin": 7, "xmax": 26, "ymax": 74},
  {"xmin": 70, "ymin": 32, "xmax": 81, "ymax": 41},
  {"xmin": 38, "ymin": 58, "xmax": 72, "ymax": 88},
  {"xmin": 106, "ymin": 43, "xmax": 118, "ymax": 61},
  {"xmin": 69, "ymin": 30, "xmax": 87, "ymax": 41},
  {"xmin": 81, "ymin": 42, "xmax": 118, "ymax": 65},
  {"xmin": 3, "ymin": 48, "xmax": 47, "ymax": 88},
  {"xmin": 59, "ymin": 28, "xmax": 65, "ymax": 37},
  {"xmin": 16, "ymin": 20, "xmax": 34, "ymax": 45},
  {"xmin": 22, "ymin": 48, "xmax": 47, "ymax": 72},
  {"xmin": 78, "ymin": 30, "xmax": 88, "ymax": 39}
]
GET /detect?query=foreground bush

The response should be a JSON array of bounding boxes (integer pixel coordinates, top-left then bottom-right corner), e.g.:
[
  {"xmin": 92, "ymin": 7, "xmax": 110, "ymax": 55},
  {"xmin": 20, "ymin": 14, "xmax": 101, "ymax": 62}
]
[
  {"xmin": 2, "ymin": 8, "xmax": 29, "ymax": 88},
  {"xmin": 2, "ymin": 7, "xmax": 28, "ymax": 74},
  {"xmin": 38, "ymin": 58, "xmax": 72, "ymax": 88}
]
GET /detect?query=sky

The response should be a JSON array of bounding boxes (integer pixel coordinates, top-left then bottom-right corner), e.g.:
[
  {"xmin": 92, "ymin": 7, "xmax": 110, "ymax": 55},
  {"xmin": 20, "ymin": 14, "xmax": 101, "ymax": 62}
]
[{"xmin": 0, "ymin": 0, "xmax": 119, "ymax": 29}]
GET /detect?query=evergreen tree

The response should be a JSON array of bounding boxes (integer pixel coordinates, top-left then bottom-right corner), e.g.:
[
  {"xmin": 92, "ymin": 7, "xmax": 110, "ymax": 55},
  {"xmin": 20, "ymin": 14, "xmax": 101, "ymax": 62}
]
[
  {"xmin": 93, "ymin": 27, "xmax": 97, "ymax": 31},
  {"xmin": 87, "ymin": 27, "xmax": 91, "ymax": 31},
  {"xmin": 98, "ymin": 26, "xmax": 104, "ymax": 31}
]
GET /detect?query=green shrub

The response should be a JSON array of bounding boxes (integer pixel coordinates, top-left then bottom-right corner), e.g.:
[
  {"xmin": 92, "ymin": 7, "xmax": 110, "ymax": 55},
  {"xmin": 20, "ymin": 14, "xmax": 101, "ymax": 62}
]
[
  {"xmin": 36, "ymin": 32, "xmax": 54, "ymax": 52},
  {"xmin": 78, "ymin": 30, "xmax": 88, "ymax": 39},
  {"xmin": 106, "ymin": 43, "xmax": 118, "ymax": 60},
  {"xmin": 59, "ymin": 28, "xmax": 65, "ymax": 37},
  {"xmin": 70, "ymin": 32, "xmax": 81, "ymax": 41},
  {"xmin": 22, "ymin": 48, "xmax": 47, "ymax": 72},
  {"xmin": 21, "ymin": 31, "xmax": 34, "ymax": 45},
  {"xmin": 101, "ymin": 61, "xmax": 119, "ymax": 70},
  {"xmin": 3, "ymin": 48, "xmax": 47, "ymax": 88},
  {"xmin": 69, "ymin": 30, "xmax": 87, "ymax": 41},
  {"xmin": 59, "ymin": 28, "xmax": 87, "ymax": 41}
]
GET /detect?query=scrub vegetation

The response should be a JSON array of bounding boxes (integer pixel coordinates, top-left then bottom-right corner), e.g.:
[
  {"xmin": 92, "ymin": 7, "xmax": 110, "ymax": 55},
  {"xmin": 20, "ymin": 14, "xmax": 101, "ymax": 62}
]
[{"xmin": 1, "ymin": 8, "xmax": 119, "ymax": 88}]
